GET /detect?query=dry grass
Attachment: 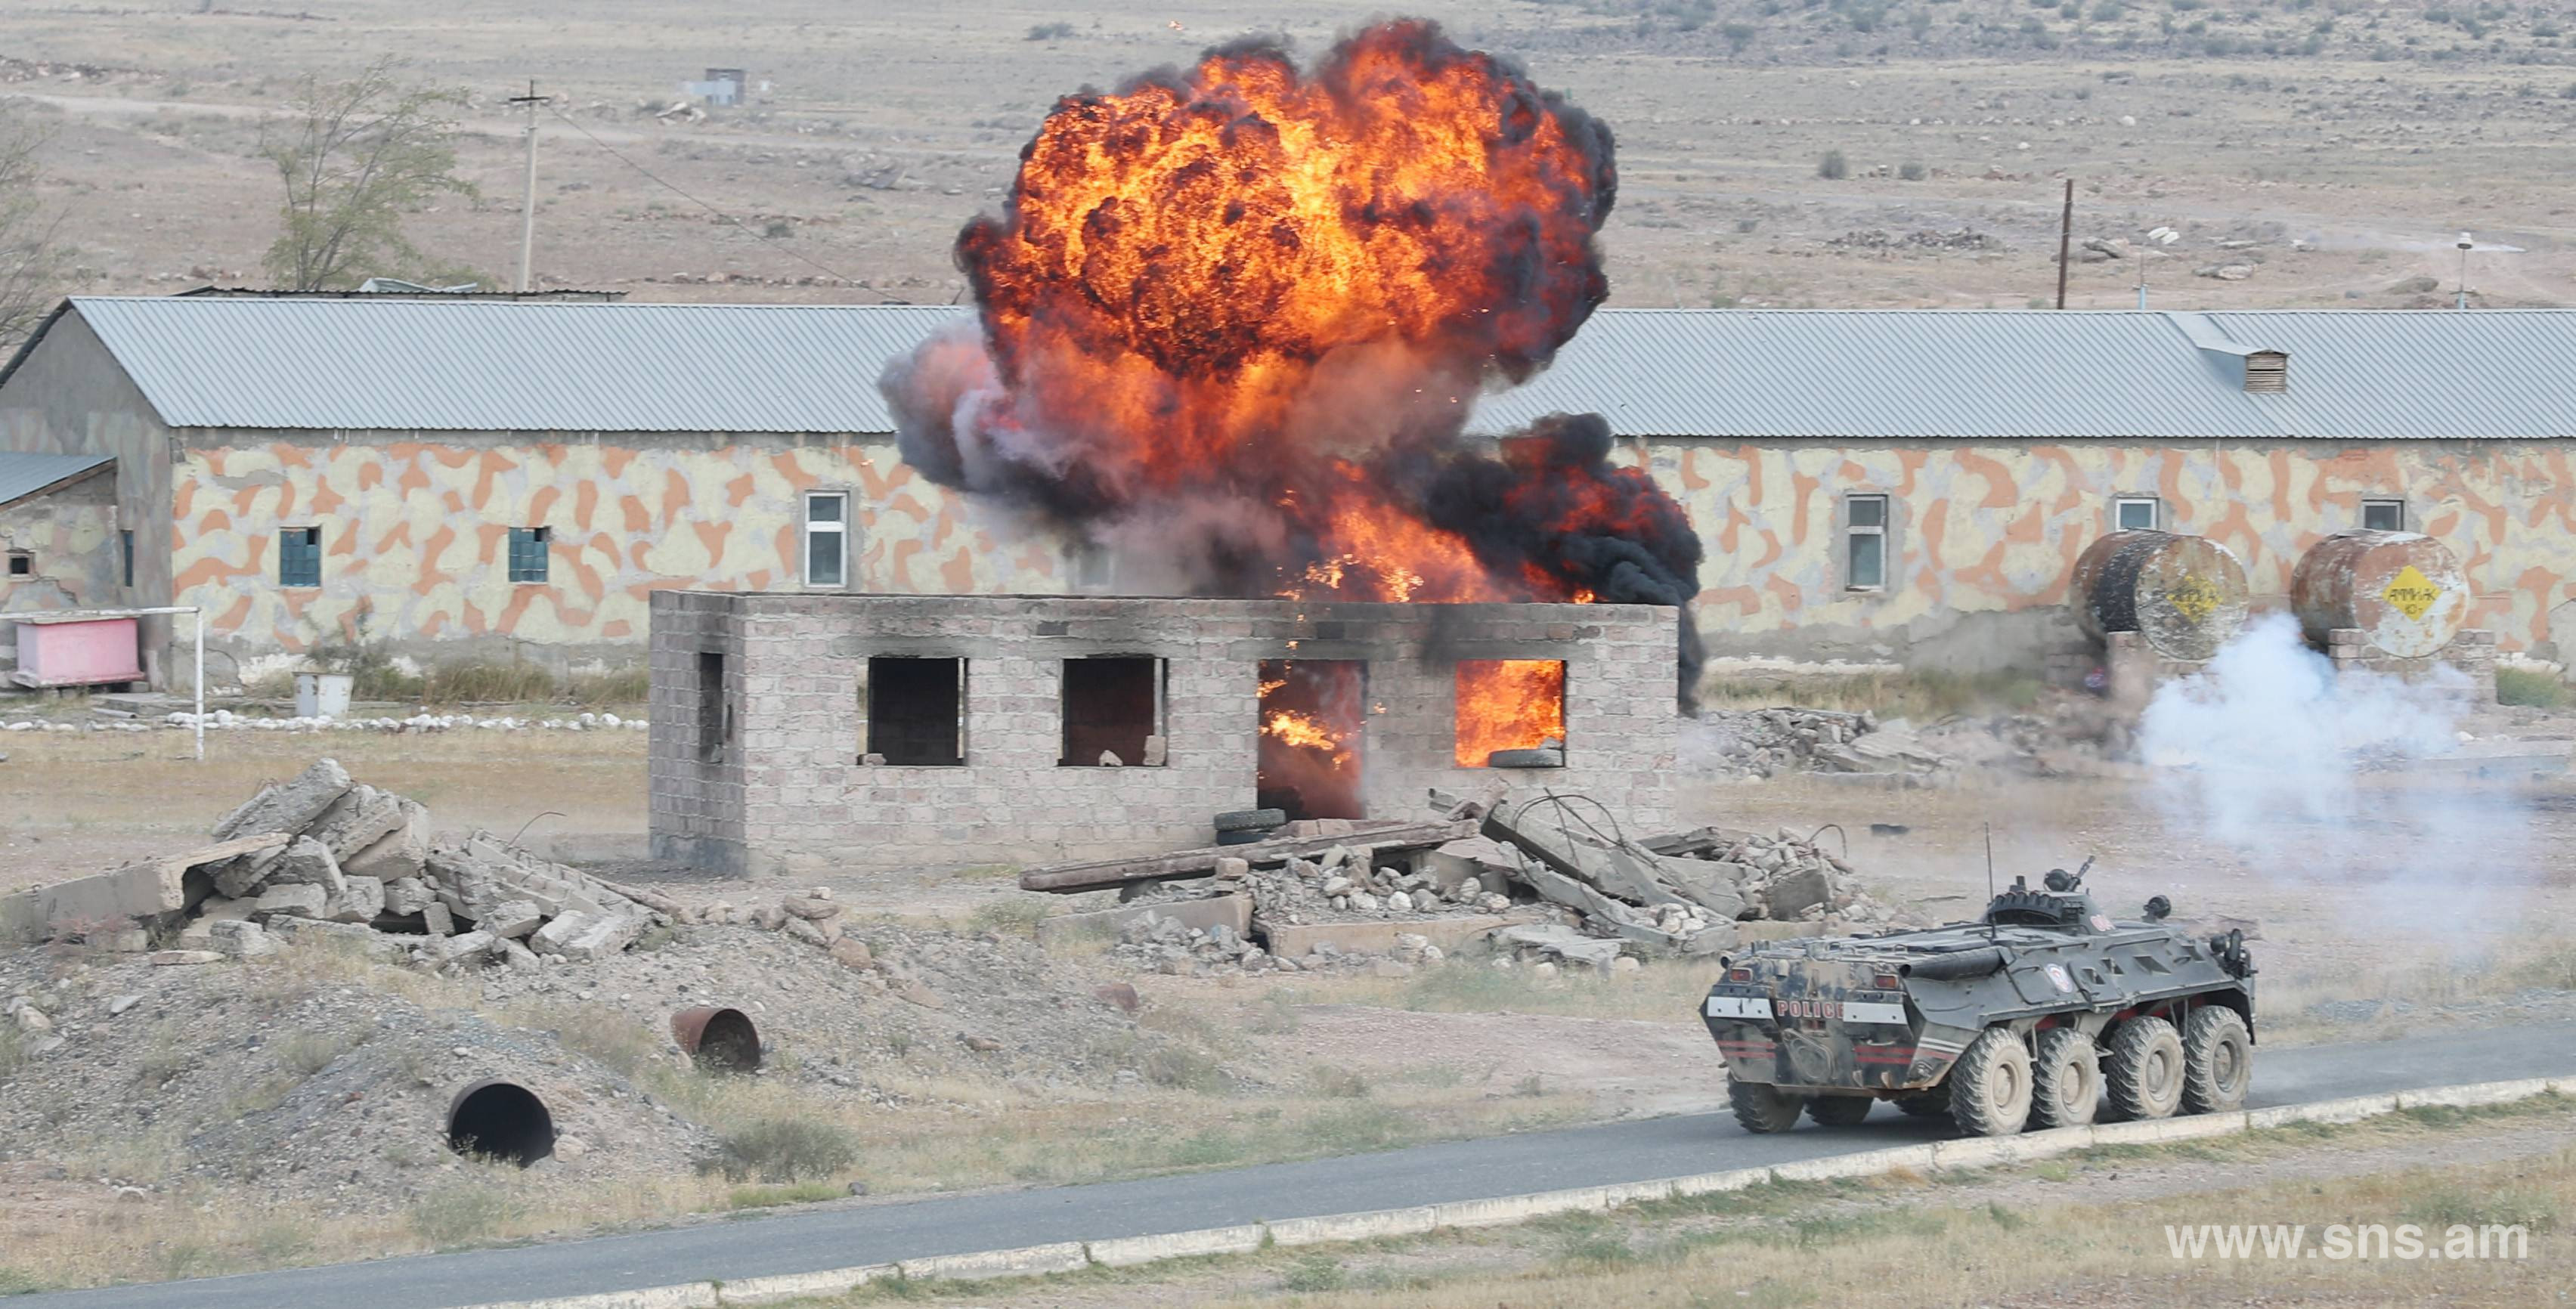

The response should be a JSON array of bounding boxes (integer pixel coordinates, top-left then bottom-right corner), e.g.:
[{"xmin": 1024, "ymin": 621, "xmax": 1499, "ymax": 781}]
[{"xmin": 1695, "ymin": 668, "xmax": 2046, "ymax": 718}]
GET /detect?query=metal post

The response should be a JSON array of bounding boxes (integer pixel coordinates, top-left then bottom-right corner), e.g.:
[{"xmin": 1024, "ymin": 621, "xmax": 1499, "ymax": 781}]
[
  {"xmin": 191, "ymin": 607, "xmax": 204, "ymax": 763},
  {"xmin": 2055, "ymin": 178, "xmax": 2073, "ymax": 310},
  {"xmin": 512, "ymin": 81, "xmax": 543, "ymax": 293}
]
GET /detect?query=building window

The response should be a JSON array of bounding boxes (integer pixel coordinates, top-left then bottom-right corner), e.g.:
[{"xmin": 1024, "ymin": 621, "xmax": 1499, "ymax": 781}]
[
  {"xmin": 1844, "ymin": 494, "xmax": 1887, "ymax": 591},
  {"xmin": 506, "ymin": 527, "xmax": 550, "ymax": 583},
  {"xmin": 2115, "ymin": 497, "xmax": 2161, "ymax": 531},
  {"xmin": 2362, "ymin": 499, "xmax": 2406, "ymax": 532},
  {"xmin": 866, "ymin": 656, "xmax": 964, "ymax": 766},
  {"xmin": 279, "ymin": 526, "xmax": 322, "ymax": 587},
  {"xmin": 5, "ymin": 550, "xmax": 29, "ymax": 577},
  {"xmin": 803, "ymin": 492, "xmax": 847, "ymax": 588},
  {"xmin": 119, "ymin": 530, "xmax": 134, "ymax": 588},
  {"xmin": 1061, "ymin": 656, "xmax": 1163, "ymax": 766},
  {"xmin": 695, "ymin": 651, "xmax": 728, "ymax": 764},
  {"xmin": 1065, "ymin": 539, "xmax": 1115, "ymax": 592},
  {"xmin": 1455, "ymin": 660, "xmax": 1566, "ymax": 768}
]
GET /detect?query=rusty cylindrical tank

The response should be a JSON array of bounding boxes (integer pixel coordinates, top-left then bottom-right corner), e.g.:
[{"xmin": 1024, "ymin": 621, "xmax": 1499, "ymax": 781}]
[
  {"xmin": 2069, "ymin": 531, "xmax": 2252, "ymax": 660},
  {"xmin": 670, "ymin": 1006, "xmax": 762, "ymax": 1072},
  {"xmin": 2290, "ymin": 529, "xmax": 2469, "ymax": 658}
]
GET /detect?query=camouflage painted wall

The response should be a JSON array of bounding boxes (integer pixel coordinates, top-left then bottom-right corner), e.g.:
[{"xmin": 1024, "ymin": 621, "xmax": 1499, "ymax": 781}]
[
  {"xmin": 1652, "ymin": 438, "xmax": 2576, "ymax": 665},
  {"xmin": 0, "ymin": 469, "xmax": 122, "ymax": 617},
  {"xmin": 166, "ymin": 433, "xmax": 2576, "ymax": 667},
  {"xmin": 169, "ymin": 438, "xmax": 1071, "ymax": 659}
]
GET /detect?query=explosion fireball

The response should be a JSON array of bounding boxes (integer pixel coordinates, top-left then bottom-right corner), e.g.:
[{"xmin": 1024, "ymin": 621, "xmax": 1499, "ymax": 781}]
[{"xmin": 884, "ymin": 19, "xmax": 1704, "ymax": 710}]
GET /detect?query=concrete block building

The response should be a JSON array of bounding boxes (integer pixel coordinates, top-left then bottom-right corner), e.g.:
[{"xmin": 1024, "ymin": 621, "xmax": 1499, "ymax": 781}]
[
  {"xmin": 647, "ymin": 593, "xmax": 1678, "ymax": 875},
  {"xmin": 4, "ymin": 296, "xmax": 2573, "ymax": 682}
]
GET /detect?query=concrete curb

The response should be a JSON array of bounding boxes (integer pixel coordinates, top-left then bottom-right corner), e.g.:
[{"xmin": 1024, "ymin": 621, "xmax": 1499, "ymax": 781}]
[{"xmin": 457, "ymin": 1076, "xmax": 2569, "ymax": 1309}]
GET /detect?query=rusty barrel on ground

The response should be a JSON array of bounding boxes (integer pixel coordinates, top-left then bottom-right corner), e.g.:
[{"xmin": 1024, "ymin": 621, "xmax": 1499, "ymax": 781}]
[
  {"xmin": 2290, "ymin": 529, "xmax": 2469, "ymax": 658},
  {"xmin": 2070, "ymin": 530, "xmax": 2251, "ymax": 660}
]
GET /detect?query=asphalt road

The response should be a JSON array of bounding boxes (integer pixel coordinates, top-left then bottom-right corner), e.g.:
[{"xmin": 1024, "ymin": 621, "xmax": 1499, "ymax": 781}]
[{"xmin": 26, "ymin": 1022, "xmax": 2576, "ymax": 1309}]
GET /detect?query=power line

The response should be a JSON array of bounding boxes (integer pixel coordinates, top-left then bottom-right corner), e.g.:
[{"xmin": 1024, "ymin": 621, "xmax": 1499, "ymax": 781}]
[{"xmin": 543, "ymin": 102, "xmax": 861, "ymax": 286}]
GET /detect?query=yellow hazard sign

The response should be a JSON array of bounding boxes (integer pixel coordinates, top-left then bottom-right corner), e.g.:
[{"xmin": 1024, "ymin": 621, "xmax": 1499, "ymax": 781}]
[
  {"xmin": 2383, "ymin": 564, "xmax": 2442, "ymax": 622},
  {"xmin": 2167, "ymin": 574, "xmax": 2221, "ymax": 624}
]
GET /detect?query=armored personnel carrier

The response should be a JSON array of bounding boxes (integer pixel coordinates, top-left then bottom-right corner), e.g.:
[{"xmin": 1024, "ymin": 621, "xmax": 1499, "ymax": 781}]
[{"xmin": 1701, "ymin": 862, "xmax": 2256, "ymax": 1136}]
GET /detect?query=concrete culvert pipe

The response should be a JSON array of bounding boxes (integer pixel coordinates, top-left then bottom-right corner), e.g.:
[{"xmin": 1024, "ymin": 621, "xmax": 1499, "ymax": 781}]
[
  {"xmin": 671, "ymin": 1005, "xmax": 761, "ymax": 1072},
  {"xmin": 447, "ymin": 1079, "xmax": 556, "ymax": 1167}
]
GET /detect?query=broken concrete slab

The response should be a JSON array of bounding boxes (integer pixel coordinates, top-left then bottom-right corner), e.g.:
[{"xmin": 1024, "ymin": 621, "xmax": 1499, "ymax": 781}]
[
  {"xmin": 559, "ymin": 912, "xmax": 648, "ymax": 962},
  {"xmin": 528, "ymin": 911, "xmax": 594, "ymax": 956},
  {"xmin": 1656, "ymin": 857, "xmax": 1749, "ymax": 921},
  {"xmin": 267, "ymin": 915, "xmax": 407, "ymax": 961},
  {"xmin": 305, "ymin": 784, "xmax": 409, "ymax": 861},
  {"xmin": 252, "ymin": 882, "xmax": 327, "ymax": 921},
  {"xmin": 380, "ymin": 877, "xmax": 434, "ymax": 916},
  {"xmin": 212, "ymin": 758, "xmax": 353, "ymax": 842},
  {"xmin": 0, "ymin": 831, "xmax": 287, "ymax": 942},
  {"xmin": 1018, "ymin": 819, "xmax": 1478, "ymax": 893},
  {"xmin": 426, "ymin": 930, "xmax": 497, "ymax": 964},
  {"xmin": 481, "ymin": 899, "xmax": 543, "ymax": 939},
  {"xmin": 420, "ymin": 901, "xmax": 454, "ymax": 936},
  {"xmin": 150, "ymin": 950, "xmax": 224, "ymax": 967},
  {"xmin": 1760, "ymin": 865, "xmax": 1833, "ymax": 920},
  {"xmin": 324, "ymin": 875, "xmax": 385, "ymax": 924},
  {"xmin": 209, "ymin": 919, "xmax": 276, "ymax": 959},
  {"xmin": 1497, "ymin": 924, "xmax": 1627, "ymax": 970},
  {"xmin": 342, "ymin": 800, "xmax": 430, "ymax": 883},
  {"xmin": 261, "ymin": 836, "xmax": 347, "ymax": 895},
  {"xmin": 1036, "ymin": 893, "xmax": 1254, "ymax": 948},
  {"xmin": 1261, "ymin": 914, "xmax": 1515, "ymax": 961}
]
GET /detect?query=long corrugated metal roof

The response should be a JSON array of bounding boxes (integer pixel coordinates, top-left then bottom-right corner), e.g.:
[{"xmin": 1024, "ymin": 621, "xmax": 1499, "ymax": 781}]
[
  {"xmin": 0, "ymin": 452, "xmax": 113, "ymax": 509},
  {"xmin": 31, "ymin": 299, "xmax": 2576, "ymax": 440},
  {"xmin": 60, "ymin": 298, "xmax": 969, "ymax": 434}
]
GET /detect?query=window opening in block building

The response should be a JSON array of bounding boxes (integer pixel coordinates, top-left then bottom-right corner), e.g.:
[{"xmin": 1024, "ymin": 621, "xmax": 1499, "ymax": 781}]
[
  {"xmin": 1454, "ymin": 660, "xmax": 1566, "ymax": 768},
  {"xmin": 5, "ymin": 550, "xmax": 28, "ymax": 577},
  {"xmin": 1061, "ymin": 656, "xmax": 1163, "ymax": 766},
  {"xmin": 507, "ymin": 527, "xmax": 550, "ymax": 583},
  {"xmin": 867, "ymin": 656, "xmax": 966, "ymax": 766},
  {"xmin": 2362, "ymin": 499, "xmax": 2406, "ymax": 532},
  {"xmin": 279, "ymin": 526, "xmax": 322, "ymax": 587},
  {"xmin": 1256, "ymin": 658, "xmax": 1365, "ymax": 820},
  {"xmin": 803, "ymin": 492, "xmax": 847, "ymax": 588},
  {"xmin": 1844, "ymin": 495, "xmax": 1887, "ymax": 591},
  {"xmin": 119, "ymin": 530, "xmax": 134, "ymax": 588},
  {"xmin": 2115, "ymin": 496, "xmax": 2161, "ymax": 532},
  {"xmin": 695, "ymin": 651, "xmax": 728, "ymax": 764}
]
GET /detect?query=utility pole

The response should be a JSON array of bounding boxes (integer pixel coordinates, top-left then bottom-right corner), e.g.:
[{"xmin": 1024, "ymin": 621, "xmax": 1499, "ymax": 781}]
[
  {"xmin": 508, "ymin": 81, "xmax": 548, "ymax": 294},
  {"xmin": 2455, "ymin": 231, "xmax": 2474, "ymax": 311},
  {"xmin": 2054, "ymin": 177, "xmax": 2074, "ymax": 309}
]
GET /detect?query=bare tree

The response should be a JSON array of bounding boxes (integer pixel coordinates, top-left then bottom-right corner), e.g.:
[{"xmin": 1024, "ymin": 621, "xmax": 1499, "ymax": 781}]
[
  {"xmin": 0, "ymin": 104, "xmax": 64, "ymax": 348},
  {"xmin": 261, "ymin": 59, "xmax": 475, "ymax": 291}
]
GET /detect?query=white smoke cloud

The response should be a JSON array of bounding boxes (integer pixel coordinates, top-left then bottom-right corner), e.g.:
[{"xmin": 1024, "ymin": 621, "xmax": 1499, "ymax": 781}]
[{"xmin": 2136, "ymin": 612, "xmax": 2514, "ymax": 936}]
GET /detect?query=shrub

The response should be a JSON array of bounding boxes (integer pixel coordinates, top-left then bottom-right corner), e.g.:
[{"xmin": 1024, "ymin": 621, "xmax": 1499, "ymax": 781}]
[
  {"xmin": 2497, "ymin": 667, "xmax": 2569, "ymax": 708},
  {"xmin": 1025, "ymin": 20, "xmax": 1076, "ymax": 40},
  {"xmin": 1722, "ymin": 20, "xmax": 1759, "ymax": 51},
  {"xmin": 1899, "ymin": 160, "xmax": 1928, "ymax": 180},
  {"xmin": 715, "ymin": 1117, "xmax": 860, "ymax": 1183},
  {"xmin": 1817, "ymin": 150, "xmax": 1850, "ymax": 179},
  {"xmin": 2403, "ymin": 1185, "xmax": 2559, "ymax": 1233},
  {"xmin": 1280, "ymin": 1255, "xmax": 1346, "ymax": 1292}
]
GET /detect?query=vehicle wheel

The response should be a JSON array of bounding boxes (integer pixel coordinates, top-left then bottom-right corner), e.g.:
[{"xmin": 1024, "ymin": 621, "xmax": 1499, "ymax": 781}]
[
  {"xmin": 1728, "ymin": 1077, "xmax": 1807, "ymax": 1134},
  {"xmin": 1893, "ymin": 1085, "xmax": 1952, "ymax": 1119},
  {"xmin": 1948, "ymin": 1027, "xmax": 2034, "ymax": 1137},
  {"xmin": 2104, "ymin": 1016, "xmax": 2186, "ymax": 1121},
  {"xmin": 2181, "ymin": 1007, "xmax": 2253, "ymax": 1114},
  {"xmin": 1212, "ymin": 808, "xmax": 1287, "ymax": 834},
  {"xmin": 1804, "ymin": 1094, "xmax": 1874, "ymax": 1127},
  {"xmin": 2030, "ymin": 1028, "xmax": 2101, "ymax": 1130}
]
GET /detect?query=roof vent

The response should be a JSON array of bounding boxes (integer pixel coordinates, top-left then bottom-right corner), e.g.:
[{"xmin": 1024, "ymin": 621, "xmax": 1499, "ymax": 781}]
[{"xmin": 2243, "ymin": 350, "xmax": 2287, "ymax": 393}]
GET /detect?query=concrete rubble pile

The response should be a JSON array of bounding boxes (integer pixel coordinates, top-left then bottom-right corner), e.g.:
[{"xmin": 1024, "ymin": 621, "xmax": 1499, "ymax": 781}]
[
  {"xmin": 1686, "ymin": 708, "xmax": 1952, "ymax": 781},
  {"xmin": 1431, "ymin": 788, "xmax": 1913, "ymax": 970},
  {"xmin": 1, "ymin": 757, "xmax": 670, "ymax": 972}
]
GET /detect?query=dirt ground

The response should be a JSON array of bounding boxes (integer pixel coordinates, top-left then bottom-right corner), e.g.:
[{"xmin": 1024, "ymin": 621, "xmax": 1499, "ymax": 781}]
[{"xmin": 6, "ymin": 0, "xmax": 2574, "ymax": 313}]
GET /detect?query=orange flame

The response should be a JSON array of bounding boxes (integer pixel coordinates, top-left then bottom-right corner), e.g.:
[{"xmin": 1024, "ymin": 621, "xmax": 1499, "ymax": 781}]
[
  {"xmin": 1262, "ymin": 708, "xmax": 1351, "ymax": 766},
  {"xmin": 1454, "ymin": 660, "xmax": 1566, "ymax": 766}
]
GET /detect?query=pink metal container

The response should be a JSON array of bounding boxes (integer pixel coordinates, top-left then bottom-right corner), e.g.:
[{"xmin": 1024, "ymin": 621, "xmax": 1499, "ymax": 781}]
[{"xmin": 11, "ymin": 615, "xmax": 142, "ymax": 687}]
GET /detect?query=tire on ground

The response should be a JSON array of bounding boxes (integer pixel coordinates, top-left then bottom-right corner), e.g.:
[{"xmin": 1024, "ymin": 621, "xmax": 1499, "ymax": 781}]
[
  {"xmin": 2181, "ymin": 1006, "xmax": 2253, "ymax": 1114},
  {"xmin": 2104, "ymin": 1015, "xmax": 2187, "ymax": 1121},
  {"xmin": 1728, "ymin": 1077, "xmax": 1806, "ymax": 1134},
  {"xmin": 1212, "ymin": 808, "xmax": 1287, "ymax": 833},
  {"xmin": 1215, "ymin": 829, "xmax": 1270, "ymax": 846},
  {"xmin": 1804, "ymin": 1094, "xmax": 1874, "ymax": 1127},
  {"xmin": 2030, "ymin": 1027, "xmax": 2101, "ymax": 1130},
  {"xmin": 1486, "ymin": 747, "xmax": 1565, "ymax": 769},
  {"xmin": 1948, "ymin": 1026, "xmax": 2034, "ymax": 1137}
]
